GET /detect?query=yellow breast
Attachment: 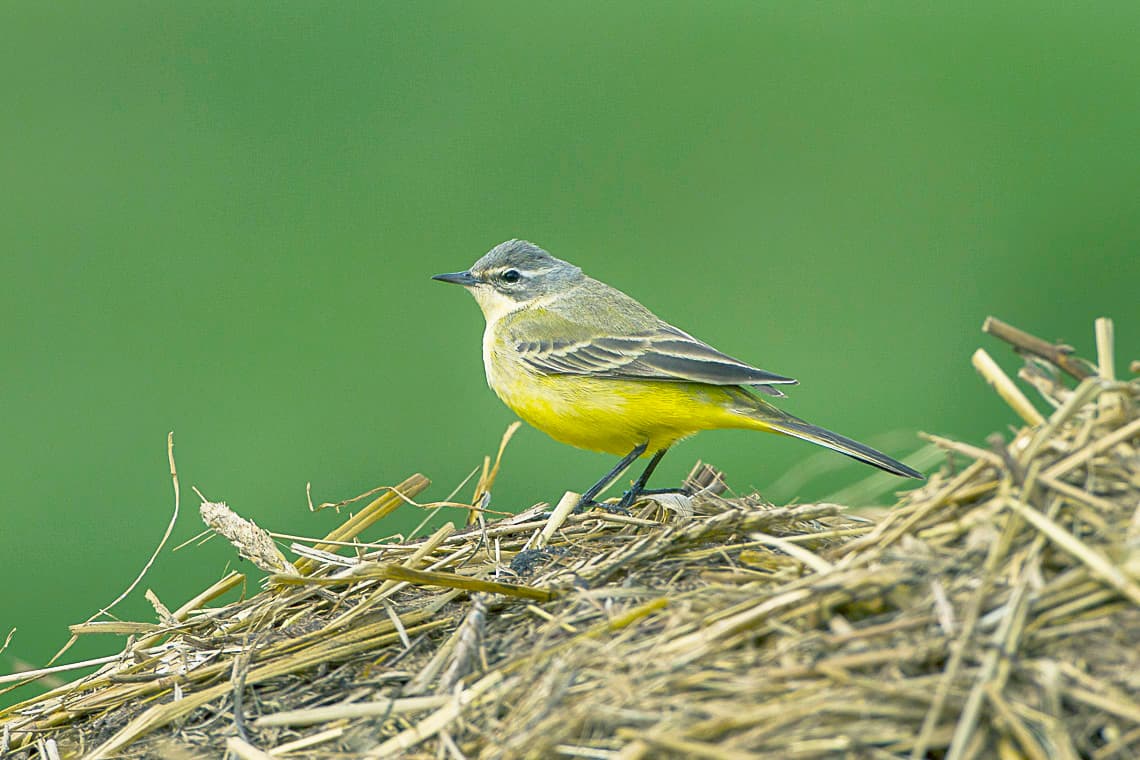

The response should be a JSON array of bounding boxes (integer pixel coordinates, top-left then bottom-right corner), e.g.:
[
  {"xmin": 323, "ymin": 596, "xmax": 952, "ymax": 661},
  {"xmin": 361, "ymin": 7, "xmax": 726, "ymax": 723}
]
[{"xmin": 484, "ymin": 337, "xmax": 759, "ymax": 455}]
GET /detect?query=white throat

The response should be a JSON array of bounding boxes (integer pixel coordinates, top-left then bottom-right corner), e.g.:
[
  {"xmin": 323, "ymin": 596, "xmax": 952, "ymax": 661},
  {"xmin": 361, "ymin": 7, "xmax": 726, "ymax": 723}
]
[{"xmin": 469, "ymin": 285, "xmax": 522, "ymax": 329}]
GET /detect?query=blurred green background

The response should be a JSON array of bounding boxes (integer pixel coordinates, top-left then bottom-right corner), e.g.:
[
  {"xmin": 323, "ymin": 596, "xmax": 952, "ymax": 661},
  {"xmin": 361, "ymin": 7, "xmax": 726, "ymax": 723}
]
[{"xmin": 3, "ymin": 3, "xmax": 1137, "ymax": 702}]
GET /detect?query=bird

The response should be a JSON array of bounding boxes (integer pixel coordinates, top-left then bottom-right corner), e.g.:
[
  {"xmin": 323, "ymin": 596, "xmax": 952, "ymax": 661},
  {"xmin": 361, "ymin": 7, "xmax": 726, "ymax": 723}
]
[{"xmin": 433, "ymin": 239, "xmax": 923, "ymax": 509}]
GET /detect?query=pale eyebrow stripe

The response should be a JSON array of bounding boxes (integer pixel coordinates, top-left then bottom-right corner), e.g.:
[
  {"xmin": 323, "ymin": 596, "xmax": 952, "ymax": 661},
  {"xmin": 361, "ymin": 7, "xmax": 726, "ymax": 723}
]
[{"xmin": 492, "ymin": 266, "xmax": 547, "ymax": 277}]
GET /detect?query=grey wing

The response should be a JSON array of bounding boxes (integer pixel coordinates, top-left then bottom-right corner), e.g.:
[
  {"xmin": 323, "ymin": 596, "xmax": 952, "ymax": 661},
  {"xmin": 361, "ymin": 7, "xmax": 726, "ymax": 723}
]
[{"xmin": 515, "ymin": 323, "xmax": 797, "ymax": 396}]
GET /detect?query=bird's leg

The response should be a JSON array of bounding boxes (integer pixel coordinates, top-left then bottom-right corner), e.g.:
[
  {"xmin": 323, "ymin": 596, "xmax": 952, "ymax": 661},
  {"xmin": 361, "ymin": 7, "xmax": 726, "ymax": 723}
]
[
  {"xmin": 576, "ymin": 443, "xmax": 647, "ymax": 510},
  {"xmin": 618, "ymin": 448, "xmax": 688, "ymax": 508}
]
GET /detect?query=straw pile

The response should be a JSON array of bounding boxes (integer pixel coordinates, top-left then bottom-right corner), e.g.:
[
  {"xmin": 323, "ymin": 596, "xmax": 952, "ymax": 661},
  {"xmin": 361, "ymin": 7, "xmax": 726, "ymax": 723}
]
[{"xmin": 2, "ymin": 317, "xmax": 1138, "ymax": 759}]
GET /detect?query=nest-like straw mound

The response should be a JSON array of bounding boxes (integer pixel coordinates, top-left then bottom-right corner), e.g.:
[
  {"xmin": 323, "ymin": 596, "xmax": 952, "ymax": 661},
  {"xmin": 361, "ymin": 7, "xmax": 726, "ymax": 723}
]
[{"xmin": 2, "ymin": 317, "xmax": 1138, "ymax": 759}]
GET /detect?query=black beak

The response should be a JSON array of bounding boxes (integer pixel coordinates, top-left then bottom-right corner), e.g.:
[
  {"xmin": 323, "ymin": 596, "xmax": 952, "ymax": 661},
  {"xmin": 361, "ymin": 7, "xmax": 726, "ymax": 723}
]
[{"xmin": 432, "ymin": 270, "xmax": 479, "ymax": 286}]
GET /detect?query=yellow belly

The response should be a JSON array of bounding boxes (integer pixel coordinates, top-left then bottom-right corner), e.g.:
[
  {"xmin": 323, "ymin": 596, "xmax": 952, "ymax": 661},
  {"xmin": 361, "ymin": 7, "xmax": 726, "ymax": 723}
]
[{"xmin": 490, "ymin": 370, "xmax": 766, "ymax": 456}]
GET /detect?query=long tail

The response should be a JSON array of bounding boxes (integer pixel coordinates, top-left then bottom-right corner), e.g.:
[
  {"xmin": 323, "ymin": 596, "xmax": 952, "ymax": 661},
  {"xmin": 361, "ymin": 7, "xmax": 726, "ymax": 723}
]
[{"xmin": 753, "ymin": 407, "xmax": 924, "ymax": 479}]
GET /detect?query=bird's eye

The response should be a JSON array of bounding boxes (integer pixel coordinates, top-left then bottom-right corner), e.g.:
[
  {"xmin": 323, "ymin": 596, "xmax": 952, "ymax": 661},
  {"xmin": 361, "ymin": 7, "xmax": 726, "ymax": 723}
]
[{"xmin": 501, "ymin": 269, "xmax": 521, "ymax": 284}]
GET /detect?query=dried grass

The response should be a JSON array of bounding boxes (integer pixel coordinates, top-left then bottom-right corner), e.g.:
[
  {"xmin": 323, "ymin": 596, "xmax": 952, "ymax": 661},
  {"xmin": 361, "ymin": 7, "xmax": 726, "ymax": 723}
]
[{"xmin": 1, "ymin": 317, "xmax": 1138, "ymax": 759}]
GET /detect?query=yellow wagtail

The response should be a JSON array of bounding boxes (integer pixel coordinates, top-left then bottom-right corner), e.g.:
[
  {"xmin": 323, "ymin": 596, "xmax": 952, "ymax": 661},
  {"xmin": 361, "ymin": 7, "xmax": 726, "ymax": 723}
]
[{"xmin": 434, "ymin": 239, "xmax": 923, "ymax": 508}]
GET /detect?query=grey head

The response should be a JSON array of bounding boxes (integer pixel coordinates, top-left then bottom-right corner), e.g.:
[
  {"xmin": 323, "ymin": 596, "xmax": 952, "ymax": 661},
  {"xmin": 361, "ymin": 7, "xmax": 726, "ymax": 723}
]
[{"xmin": 432, "ymin": 239, "xmax": 585, "ymax": 304}]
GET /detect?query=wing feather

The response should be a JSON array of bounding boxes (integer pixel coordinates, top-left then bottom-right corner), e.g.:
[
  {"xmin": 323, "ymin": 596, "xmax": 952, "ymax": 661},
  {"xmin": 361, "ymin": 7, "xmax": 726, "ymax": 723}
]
[{"xmin": 513, "ymin": 320, "xmax": 797, "ymax": 392}]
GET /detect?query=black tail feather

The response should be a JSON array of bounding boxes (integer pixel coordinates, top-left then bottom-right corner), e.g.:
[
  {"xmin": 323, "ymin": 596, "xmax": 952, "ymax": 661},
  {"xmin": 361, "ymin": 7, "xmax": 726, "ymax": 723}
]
[{"xmin": 764, "ymin": 414, "xmax": 924, "ymax": 479}]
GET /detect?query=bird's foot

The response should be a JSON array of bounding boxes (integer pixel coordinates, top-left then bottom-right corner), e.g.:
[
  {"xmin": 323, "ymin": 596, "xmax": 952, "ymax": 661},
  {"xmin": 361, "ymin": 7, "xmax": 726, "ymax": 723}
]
[
  {"xmin": 575, "ymin": 486, "xmax": 694, "ymax": 514},
  {"xmin": 616, "ymin": 485, "xmax": 692, "ymax": 510},
  {"xmin": 573, "ymin": 497, "xmax": 631, "ymax": 515}
]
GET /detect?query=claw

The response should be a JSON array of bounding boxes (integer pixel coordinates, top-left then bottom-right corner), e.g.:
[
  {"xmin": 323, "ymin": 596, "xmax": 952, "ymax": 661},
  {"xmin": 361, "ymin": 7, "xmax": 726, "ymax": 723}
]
[
  {"xmin": 574, "ymin": 498, "xmax": 630, "ymax": 515},
  {"xmin": 617, "ymin": 485, "xmax": 692, "ymax": 510}
]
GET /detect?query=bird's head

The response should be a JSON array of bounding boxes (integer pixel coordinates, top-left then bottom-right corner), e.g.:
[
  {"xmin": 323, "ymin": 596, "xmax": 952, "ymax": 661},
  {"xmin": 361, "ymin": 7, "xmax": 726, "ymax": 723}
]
[{"xmin": 433, "ymin": 239, "xmax": 584, "ymax": 322}]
